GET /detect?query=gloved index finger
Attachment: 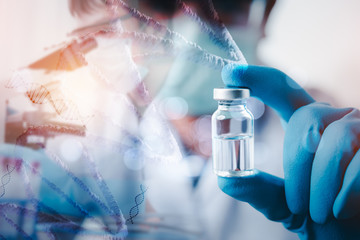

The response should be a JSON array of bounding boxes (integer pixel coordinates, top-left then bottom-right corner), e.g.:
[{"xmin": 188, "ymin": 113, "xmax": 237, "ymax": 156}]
[{"xmin": 221, "ymin": 64, "xmax": 315, "ymax": 122}]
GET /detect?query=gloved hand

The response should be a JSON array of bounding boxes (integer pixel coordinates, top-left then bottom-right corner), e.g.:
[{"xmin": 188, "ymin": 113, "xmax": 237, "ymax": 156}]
[{"xmin": 218, "ymin": 64, "xmax": 360, "ymax": 240}]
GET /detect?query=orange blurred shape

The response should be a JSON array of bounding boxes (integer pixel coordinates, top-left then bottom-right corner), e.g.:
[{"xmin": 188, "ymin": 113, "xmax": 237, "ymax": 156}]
[{"xmin": 29, "ymin": 37, "xmax": 97, "ymax": 71}]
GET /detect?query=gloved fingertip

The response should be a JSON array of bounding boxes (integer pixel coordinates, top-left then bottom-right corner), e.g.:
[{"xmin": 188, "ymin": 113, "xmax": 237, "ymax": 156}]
[
  {"xmin": 221, "ymin": 63, "xmax": 248, "ymax": 87},
  {"xmin": 333, "ymin": 185, "xmax": 360, "ymax": 220},
  {"xmin": 286, "ymin": 195, "xmax": 309, "ymax": 215},
  {"xmin": 333, "ymin": 204, "xmax": 359, "ymax": 220},
  {"xmin": 310, "ymin": 201, "xmax": 332, "ymax": 224},
  {"xmin": 333, "ymin": 197, "xmax": 347, "ymax": 219},
  {"xmin": 333, "ymin": 150, "xmax": 360, "ymax": 220}
]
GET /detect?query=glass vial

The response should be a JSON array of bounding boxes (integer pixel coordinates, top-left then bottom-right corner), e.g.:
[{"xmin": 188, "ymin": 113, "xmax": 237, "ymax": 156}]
[{"xmin": 212, "ymin": 88, "xmax": 254, "ymax": 177}]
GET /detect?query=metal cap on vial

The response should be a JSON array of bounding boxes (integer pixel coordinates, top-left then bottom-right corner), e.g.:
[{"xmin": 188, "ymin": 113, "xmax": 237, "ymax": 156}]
[{"xmin": 213, "ymin": 88, "xmax": 250, "ymax": 100}]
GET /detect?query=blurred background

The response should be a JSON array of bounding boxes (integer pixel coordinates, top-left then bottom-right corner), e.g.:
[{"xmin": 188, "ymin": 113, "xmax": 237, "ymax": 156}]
[{"xmin": 2, "ymin": 0, "xmax": 360, "ymax": 141}]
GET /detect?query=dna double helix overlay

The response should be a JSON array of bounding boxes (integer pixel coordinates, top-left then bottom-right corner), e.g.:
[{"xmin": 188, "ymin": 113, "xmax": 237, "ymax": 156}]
[
  {"xmin": 26, "ymin": 85, "xmax": 91, "ymax": 123},
  {"xmin": 72, "ymin": 0, "xmax": 246, "ymax": 70},
  {"xmin": 127, "ymin": 184, "xmax": 148, "ymax": 224},
  {"xmin": 113, "ymin": 0, "xmax": 246, "ymax": 65},
  {"xmin": 0, "ymin": 162, "xmax": 16, "ymax": 199},
  {"xmin": 5, "ymin": 75, "xmax": 93, "ymax": 124}
]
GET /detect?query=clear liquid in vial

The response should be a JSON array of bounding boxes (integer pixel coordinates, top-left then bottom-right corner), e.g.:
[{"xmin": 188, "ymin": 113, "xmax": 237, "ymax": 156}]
[{"xmin": 212, "ymin": 135, "xmax": 254, "ymax": 177}]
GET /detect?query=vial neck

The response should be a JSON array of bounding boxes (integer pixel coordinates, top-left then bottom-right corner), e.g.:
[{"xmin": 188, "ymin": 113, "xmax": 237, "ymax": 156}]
[{"xmin": 218, "ymin": 100, "xmax": 246, "ymax": 110}]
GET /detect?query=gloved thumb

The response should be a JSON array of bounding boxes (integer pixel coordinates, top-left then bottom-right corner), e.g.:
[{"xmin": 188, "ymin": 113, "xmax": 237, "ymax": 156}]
[
  {"xmin": 218, "ymin": 170, "xmax": 293, "ymax": 222},
  {"xmin": 221, "ymin": 64, "xmax": 315, "ymax": 122}
]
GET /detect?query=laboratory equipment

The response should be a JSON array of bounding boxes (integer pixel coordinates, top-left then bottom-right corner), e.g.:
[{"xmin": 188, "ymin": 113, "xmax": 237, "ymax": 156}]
[{"xmin": 212, "ymin": 88, "xmax": 254, "ymax": 177}]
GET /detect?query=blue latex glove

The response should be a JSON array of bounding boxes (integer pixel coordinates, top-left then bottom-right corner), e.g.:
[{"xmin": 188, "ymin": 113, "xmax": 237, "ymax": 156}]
[{"xmin": 219, "ymin": 64, "xmax": 360, "ymax": 239}]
